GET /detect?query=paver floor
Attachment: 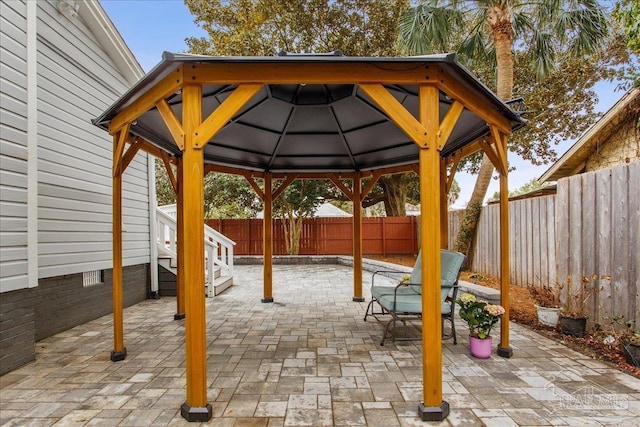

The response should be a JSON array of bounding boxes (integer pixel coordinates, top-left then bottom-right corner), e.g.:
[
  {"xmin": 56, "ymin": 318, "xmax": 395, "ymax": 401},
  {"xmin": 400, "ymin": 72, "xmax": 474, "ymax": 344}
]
[{"xmin": 1, "ymin": 264, "xmax": 639, "ymax": 426}]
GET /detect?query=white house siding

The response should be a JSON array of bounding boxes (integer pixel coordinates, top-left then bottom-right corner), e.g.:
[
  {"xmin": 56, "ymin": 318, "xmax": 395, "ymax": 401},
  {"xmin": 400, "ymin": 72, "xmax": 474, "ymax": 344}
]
[
  {"xmin": 0, "ymin": 0, "xmax": 28, "ymax": 292},
  {"xmin": 35, "ymin": 1, "xmax": 150, "ymax": 279}
]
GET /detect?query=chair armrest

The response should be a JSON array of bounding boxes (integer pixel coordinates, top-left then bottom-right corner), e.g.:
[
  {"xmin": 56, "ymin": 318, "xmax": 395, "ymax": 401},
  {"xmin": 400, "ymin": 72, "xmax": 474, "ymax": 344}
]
[{"xmin": 372, "ymin": 270, "xmax": 409, "ymax": 286}]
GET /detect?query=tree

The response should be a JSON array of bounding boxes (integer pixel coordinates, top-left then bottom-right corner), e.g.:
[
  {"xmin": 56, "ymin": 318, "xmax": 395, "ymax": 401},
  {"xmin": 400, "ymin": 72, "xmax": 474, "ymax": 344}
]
[
  {"xmin": 490, "ymin": 178, "xmax": 546, "ymax": 201},
  {"xmin": 612, "ymin": 0, "xmax": 640, "ymax": 89},
  {"xmin": 184, "ymin": 0, "xmax": 416, "ymax": 217},
  {"xmin": 184, "ymin": 0, "xmax": 407, "ymax": 56},
  {"xmin": 155, "ymin": 159, "xmax": 177, "ymax": 206},
  {"xmin": 272, "ymin": 180, "xmax": 327, "ymax": 255},
  {"xmin": 399, "ymin": 0, "xmax": 610, "ymax": 259},
  {"xmin": 614, "ymin": 0, "xmax": 640, "ymax": 53},
  {"xmin": 154, "ymin": 160, "xmax": 261, "ymax": 219},
  {"xmin": 203, "ymin": 174, "xmax": 262, "ymax": 219}
]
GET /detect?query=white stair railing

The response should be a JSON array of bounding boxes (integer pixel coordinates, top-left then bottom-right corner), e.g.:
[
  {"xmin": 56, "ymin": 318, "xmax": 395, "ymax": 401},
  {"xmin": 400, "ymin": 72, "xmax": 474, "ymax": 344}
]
[{"xmin": 156, "ymin": 205, "xmax": 235, "ymax": 297}]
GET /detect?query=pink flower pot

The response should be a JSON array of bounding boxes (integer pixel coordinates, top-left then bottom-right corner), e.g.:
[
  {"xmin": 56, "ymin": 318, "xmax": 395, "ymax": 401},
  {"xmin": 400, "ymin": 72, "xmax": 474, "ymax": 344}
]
[{"xmin": 469, "ymin": 336, "xmax": 493, "ymax": 359}]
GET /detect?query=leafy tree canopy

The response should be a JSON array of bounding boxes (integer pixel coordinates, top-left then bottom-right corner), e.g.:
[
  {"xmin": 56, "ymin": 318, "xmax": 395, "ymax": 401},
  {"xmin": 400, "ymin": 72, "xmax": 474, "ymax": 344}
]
[
  {"xmin": 614, "ymin": 0, "xmax": 640, "ymax": 53},
  {"xmin": 184, "ymin": 0, "xmax": 407, "ymax": 56},
  {"xmin": 490, "ymin": 178, "xmax": 547, "ymax": 201}
]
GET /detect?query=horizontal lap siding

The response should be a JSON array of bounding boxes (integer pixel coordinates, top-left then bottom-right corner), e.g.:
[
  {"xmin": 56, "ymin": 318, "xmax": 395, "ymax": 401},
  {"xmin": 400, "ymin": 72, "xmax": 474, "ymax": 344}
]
[
  {"xmin": 0, "ymin": 0, "xmax": 28, "ymax": 292},
  {"xmin": 35, "ymin": 2, "xmax": 150, "ymax": 279}
]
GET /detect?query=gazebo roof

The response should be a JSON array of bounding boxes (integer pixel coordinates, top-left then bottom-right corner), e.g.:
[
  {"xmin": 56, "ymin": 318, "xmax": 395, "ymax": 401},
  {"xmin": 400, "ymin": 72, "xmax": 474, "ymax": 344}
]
[{"xmin": 94, "ymin": 52, "xmax": 524, "ymax": 174}]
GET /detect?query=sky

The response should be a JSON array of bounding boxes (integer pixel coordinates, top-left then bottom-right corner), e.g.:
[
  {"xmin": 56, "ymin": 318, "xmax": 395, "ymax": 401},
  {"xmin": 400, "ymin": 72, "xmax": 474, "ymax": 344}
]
[{"xmin": 100, "ymin": 0, "xmax": 625, "ymax": 208}]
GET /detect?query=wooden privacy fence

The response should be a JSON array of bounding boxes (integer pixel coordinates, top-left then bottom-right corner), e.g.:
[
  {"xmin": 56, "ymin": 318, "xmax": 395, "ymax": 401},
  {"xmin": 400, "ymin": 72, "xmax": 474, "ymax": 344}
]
[
  {"xmin": 206, "ymin": 216, "xmax": 419, "ymax": 257},
  {"xmin": 450, "ymin": 162, "xmax": 639, "ymax": 327}
]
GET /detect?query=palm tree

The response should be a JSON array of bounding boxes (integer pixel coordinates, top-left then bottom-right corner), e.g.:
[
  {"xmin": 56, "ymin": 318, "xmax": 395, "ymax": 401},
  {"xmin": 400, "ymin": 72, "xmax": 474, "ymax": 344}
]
[{"xmin": 398, "ymin": 0, "xmax": 609, "ymax": 257}]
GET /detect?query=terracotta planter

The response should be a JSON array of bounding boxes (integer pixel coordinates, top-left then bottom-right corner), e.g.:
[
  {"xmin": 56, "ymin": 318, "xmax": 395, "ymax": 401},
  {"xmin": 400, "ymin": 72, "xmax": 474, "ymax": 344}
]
[
  {"xmin": 469, "ymin": 335, "xmax": 492, "ymax": 359},
  {"xmin": 621, "ymin": 340, "xmax": 640, "ymax": 367},
  {"xmin": 535, "ymin": 305, "xmax": 560, "ymax": 327},
  {"xmin": 558, "ymin": 315, "xmax": 587, "ymax": 337}
]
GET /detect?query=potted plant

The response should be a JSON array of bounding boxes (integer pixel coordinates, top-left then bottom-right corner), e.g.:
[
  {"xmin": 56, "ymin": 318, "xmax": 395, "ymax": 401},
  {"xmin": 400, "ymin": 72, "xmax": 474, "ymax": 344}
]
[
  {"xmin": 615, "ymin": 318, "xmax": 640, "ymax": 367},
  {"xmin": 598, "ymin": 317, "xmax": 640, "ymax": 368},
  {"xmin": 558, "ymin": 278, "xmax": 593, "ymax": 337},
  {"xmin": 456, "ymin": 293, "xmax": 505, "ymax": 358},
  {"xmin": 528, "ymin": 284, "xmax": 561, "ymax": 327},
  {"xmin": 621, "ymin": 330, "xmax": 640, "ymax": 367}
]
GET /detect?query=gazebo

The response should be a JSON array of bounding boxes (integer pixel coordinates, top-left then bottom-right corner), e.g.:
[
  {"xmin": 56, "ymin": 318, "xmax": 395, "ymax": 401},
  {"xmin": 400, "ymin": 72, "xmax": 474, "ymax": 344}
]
[{"xmin": 94, "ymin": 52, "xmax": 524, "ymax": 422}]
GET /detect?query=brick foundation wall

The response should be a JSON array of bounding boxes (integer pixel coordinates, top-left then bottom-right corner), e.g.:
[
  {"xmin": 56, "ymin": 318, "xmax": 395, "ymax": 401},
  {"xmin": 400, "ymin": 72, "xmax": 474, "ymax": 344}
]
[
  {"xmin": 0, "ymin": 264, "xmax": 149, "ymax": 375},
  {"xmin": 158, "ymin": 265, "xmax": 176, "ymax": 297}
]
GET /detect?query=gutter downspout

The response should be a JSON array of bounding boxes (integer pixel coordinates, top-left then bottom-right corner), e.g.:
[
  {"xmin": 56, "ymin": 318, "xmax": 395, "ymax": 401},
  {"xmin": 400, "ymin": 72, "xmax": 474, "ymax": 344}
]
[{"xmin": 148, "ymin": 155, "xmax": 159, "ymax": 297}]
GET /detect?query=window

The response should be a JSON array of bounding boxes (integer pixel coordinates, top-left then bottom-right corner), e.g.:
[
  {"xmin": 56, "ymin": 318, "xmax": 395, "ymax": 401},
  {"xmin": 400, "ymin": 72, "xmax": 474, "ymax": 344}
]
[{"xmin": 83, "ymin": 270, "xmax": 104, "ymax": 287}]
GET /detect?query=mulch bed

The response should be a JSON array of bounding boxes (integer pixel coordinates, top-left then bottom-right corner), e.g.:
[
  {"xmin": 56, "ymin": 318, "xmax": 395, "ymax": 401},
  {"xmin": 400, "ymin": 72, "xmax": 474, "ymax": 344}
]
[{"xmin": 370, "ymin": 255, "xmax": 640, "ymax": 379}]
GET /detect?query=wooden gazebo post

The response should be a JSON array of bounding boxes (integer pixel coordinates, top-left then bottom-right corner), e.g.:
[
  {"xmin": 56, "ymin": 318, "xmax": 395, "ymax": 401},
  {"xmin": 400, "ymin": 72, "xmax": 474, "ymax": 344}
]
[
  {"xmin": 262, "ymin": 172, "xmax": 274, "ymax": 303},
  {"xmin": 439, "ymin": 158, "xmax": 449, "ymax": 249},
  {"xmin": 110, "ymin": 127, "xmax": 128, "ymax": 362},
  {"xmin": 495, "ymin": 128, "xmax": 513, "ymax": 358},
  {"xmin": 352, "ymin": 172, "xmax": 365, "ymax": 302},
  {"xmin": 175, "ymin": 157, "xmax": 185, "ymax": 320},
  {"xmin": 417, "ymin": 85, "xmax": 448, "ymax": 420},
  {"xmin": 179, "ymin": 84, "xmax": 212, "ymax": 421}
]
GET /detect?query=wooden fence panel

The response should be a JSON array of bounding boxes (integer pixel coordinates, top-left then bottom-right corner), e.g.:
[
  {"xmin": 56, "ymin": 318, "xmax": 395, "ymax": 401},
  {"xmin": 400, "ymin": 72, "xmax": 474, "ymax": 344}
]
[
  {"xmin": 363, "ymin": 218, "xmax": 383, "ymax": 255},
  {"xmin": 322, "ymin": 217, "xmax": 352, "ymax": 255},
  {"xmin": 460, "ymin": 162, "xmax": 638, "ymax": 328},
  {"xmin": 207, "ymin": 216, "xmax": 418, "ymax": 256},
  {"xmin": 556, "ymin": 178, "xmax": 571, "ymax": 308},
  {"xmin": 447, "ymin": 210, "xmax": 464, "ymax": 250},
  {"xmin": 630, "ymin": 163, "xmax": 640, "ymax": 327},
  {"xmin": 568, "ymin": 174, "xmax": 583, "ymax": 312},
  {"xmin": 596, "ymin": 168, "xmax": 613, "ymax": 324},
  {"xmin": 611, "ymin": 165, "xmax": 630, "ymax": 322},
  {"xmin": 581, "ymin": 172, "xmax": 597, "ymax": 318},
  {"xmin": 509, "ymin": 198, "xmax": 520, "ymax": 284},
  {"xmin": 546, "ymin": 195, "xmax": 557, "ymax": 287}
]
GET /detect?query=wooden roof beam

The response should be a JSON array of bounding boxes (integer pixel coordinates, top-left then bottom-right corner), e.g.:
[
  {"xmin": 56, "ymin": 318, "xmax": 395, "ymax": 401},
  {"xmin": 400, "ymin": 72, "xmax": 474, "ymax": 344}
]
[
  {"xmin": 478, "ymin": 138, "xmax": 506, "ymax": 176},
  {"xmin": 109, "ymin": 66, "xmax": 184, "ymax": 135},
  {"xmin": 156, "ymin": 99, "xmax": 184, "ymax": 150},
  {"xmin": 193, "ymin": 84, "xmax": 263, "ymax": 148},
  {"xmin": 359, "ymin": 83, "xmax": 430, "ymax": 148},
  {"xmin": 328, "ymin": 173, "xmax": 354, "ymax": 200},
  {"xmin": 438, "ymin": 100, "xmax": 464, "ymax": 150},
  {"xmin": 188, "ymin": 62, "xmax": 439, "ymax": 85},
  {"xmin": 272, "ymin": 175, "xmax": 299, "ymax": 200},
  {"xmin": 112, "ymin": 124, "xmax": 130, "ymax": 177},
  {"xmin": 490, "ymin": 125, "xmax": 508, "ymax": 175},
  {"xmin": 438, "ymin": 70, "xmax": 512, "ymax": 134}
]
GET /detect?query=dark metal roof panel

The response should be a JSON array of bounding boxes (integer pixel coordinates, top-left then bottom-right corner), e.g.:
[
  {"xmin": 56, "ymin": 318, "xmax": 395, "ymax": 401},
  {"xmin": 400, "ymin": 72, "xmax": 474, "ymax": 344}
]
[{"xmin": 94, "ymin": 53, "xmax": 525, "ymax": 173}]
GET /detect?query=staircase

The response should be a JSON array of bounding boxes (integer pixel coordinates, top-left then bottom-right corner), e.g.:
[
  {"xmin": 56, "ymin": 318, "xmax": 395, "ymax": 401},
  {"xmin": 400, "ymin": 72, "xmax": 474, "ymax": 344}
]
[{"xmin": 156, "ymin": 205, "xmax": 235, "ymax": 297}]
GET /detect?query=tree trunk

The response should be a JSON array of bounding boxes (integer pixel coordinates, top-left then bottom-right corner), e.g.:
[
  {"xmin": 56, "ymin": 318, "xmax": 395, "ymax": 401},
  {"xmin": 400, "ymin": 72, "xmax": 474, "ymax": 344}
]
[
  {"xmin": 283, "ymin": 215, "xmax": 292, "ymax": 255},
  {"xmin": 291, "ymin": 216, "xmax": 303, "ymax": 255},
  {"xmin": 379, "ymin": 174, "xmax": 407, "ymax": 216},
  {"xmin": 453, "ymin": 6, "xmax": 514, "ymax": 261},
  {"xmin": 283, "ymin": 211, "xmax": 303, "ymax": 255}
]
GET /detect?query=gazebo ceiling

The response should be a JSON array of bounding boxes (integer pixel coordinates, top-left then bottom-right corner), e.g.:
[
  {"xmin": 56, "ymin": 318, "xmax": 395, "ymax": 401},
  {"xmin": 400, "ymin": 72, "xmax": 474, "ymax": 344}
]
[{"xmin": 94, "ymin": 52, "xmax": 525, "ymax": 173}]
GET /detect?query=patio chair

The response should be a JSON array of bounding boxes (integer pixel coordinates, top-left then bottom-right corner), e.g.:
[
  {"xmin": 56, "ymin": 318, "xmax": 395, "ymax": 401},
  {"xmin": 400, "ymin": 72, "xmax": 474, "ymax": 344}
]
[{"xmin": 366, "ymin": 250, "xmax": 465, "ymax": 346}]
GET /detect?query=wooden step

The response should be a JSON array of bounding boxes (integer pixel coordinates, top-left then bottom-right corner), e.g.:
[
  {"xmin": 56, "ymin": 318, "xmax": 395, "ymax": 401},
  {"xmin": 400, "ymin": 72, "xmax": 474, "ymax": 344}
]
[{"xmin": 206, "ymin": 275, "xmax": 233, "ymax": 297}]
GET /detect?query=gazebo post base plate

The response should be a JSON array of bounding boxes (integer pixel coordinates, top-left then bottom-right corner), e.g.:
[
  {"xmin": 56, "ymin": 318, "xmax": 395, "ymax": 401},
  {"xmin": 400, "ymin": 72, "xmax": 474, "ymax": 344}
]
[
  {"xmin": 261, "ymin": 297, "xmax": 274, "ymax": 303},
  {"xmin": 352, "ymin": 296, "xmax": 365, "ymax": 302},
  {"xmin": 180, "ymin": 402, "xmax": 212, "ymax": 422},
  {"xmin": 174, "ymin": 313, "xmax": 185, "ymax": 320},
  {"xmin": 110, "ymin": 348, "xmax": 127, "ymax": 362},
  {"xmin": 498, "ymin": 346, "xmax": 513, "ymax": 358},
  {"xmin": 418, "ymin": 401, "xmax": 449, "ymax": 421}
]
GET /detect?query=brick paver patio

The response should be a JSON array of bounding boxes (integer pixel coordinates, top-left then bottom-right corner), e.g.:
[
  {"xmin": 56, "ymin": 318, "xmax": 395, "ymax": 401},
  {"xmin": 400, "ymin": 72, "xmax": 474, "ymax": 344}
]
[{"xmin": 1, "ymin": 264, "xmax": 639, "ymax": 426}]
